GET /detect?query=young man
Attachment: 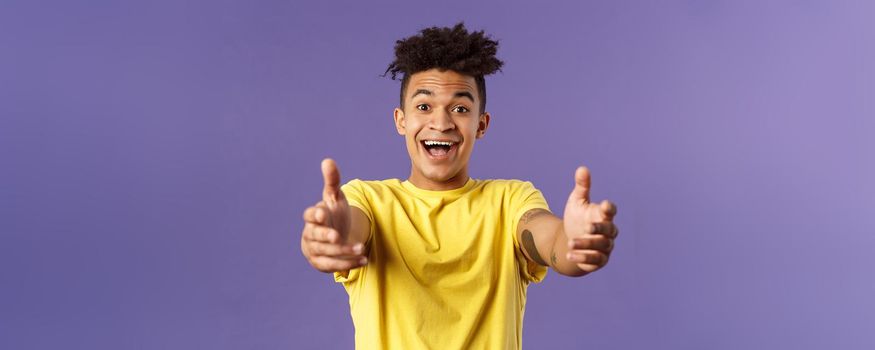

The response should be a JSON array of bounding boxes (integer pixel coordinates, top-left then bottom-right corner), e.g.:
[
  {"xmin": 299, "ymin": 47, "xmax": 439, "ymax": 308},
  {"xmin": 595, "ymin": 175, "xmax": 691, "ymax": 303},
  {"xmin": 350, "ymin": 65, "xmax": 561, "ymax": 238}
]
[{"xmin": 300, "ymin": 23, "xmax": 618, "ymax": 349}]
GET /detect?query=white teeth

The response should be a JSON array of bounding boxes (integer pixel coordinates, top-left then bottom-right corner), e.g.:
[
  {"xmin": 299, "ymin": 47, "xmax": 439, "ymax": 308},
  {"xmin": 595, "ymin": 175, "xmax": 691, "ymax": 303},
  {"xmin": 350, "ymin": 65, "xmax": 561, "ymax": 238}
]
[{"xmin": 423, "ymin": 140, "xmax": 455, "ymax": 146}]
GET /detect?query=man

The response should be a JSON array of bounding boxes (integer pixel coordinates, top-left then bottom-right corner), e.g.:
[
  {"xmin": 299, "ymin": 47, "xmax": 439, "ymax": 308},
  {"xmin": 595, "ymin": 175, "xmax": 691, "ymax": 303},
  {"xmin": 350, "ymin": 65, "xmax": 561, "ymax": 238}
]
[{"xmin": 300, "ymin": 23, "xmax": 618, "ymax": 349}]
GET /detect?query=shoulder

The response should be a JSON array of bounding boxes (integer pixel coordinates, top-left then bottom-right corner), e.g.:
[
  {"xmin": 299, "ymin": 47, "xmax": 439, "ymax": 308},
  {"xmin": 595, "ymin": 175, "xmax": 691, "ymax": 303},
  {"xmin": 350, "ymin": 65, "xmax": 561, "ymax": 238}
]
[
  {"xmin": 341, "ymin": 179, "xmax": 404, "ymax": 213},
  {"xmin": 478, "ymin": 179, "xmax": 549, "ymax": 211},
  {"xmin": 477, "ymin": 179, "xmax": 541, "ymax": 193}
]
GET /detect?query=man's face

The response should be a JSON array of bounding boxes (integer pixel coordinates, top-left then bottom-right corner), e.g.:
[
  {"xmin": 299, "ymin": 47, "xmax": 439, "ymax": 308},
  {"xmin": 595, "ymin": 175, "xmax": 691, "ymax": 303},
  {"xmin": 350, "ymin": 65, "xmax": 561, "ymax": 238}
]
[{"xmin": 394, "ymin": 69, "xmax": 490, "ymax": 188}]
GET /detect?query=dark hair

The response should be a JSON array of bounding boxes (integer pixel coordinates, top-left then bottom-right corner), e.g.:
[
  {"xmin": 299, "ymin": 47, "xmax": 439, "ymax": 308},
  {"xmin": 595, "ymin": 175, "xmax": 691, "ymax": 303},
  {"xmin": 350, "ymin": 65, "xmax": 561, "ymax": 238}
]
[{"xmin": 383, "ymin": 22, "xmax": 503, "ymax": 114}]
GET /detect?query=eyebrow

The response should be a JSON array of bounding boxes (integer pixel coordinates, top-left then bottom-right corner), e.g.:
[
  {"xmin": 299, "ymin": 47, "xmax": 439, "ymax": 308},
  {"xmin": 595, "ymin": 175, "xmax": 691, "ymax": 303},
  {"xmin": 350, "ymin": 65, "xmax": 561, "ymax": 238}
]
[
  {"xmin": 454, "ymin": 91, "xmax": 475, "ymax": 103},
  {"xmin": 411, "ymin": 89, "xmax": 475, "ymax": 103}
]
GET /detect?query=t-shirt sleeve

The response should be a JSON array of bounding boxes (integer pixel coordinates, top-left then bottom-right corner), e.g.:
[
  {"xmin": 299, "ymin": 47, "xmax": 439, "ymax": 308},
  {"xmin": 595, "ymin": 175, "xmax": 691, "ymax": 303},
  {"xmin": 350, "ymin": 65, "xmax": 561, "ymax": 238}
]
[
  {"xmin": 509, "ymin": 181, "xmax": 551, "ymax": 283},
  {"xmin": 334, "ymin": 179, "xmax": 375, "ymax": 284}
]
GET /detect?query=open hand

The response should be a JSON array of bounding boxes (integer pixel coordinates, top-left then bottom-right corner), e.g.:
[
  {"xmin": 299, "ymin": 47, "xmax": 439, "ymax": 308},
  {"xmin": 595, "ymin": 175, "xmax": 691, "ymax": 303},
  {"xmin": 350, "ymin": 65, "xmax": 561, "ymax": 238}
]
[
  {"xmin": 301, "ymin": 159, "xmax": 367, "ymax": 272},
  {"xmin": 562, "ymin": 166, "xmax": 618, "ymax": 274}
]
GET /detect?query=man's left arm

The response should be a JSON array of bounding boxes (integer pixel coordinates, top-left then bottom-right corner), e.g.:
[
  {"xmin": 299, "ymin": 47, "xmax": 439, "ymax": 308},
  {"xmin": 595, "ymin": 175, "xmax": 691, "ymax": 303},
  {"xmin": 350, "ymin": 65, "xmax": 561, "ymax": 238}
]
[{"xmin": 517, "ymin": 166, "xmax": 618, "ymax": 277}]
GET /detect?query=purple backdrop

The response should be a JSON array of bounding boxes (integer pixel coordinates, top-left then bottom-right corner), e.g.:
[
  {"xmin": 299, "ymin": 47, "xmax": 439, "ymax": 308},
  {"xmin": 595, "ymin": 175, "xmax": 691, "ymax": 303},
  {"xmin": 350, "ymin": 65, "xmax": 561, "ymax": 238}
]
[{"xmin": 2, "ymin": 1, "xmax": 873, "ymax": 349}]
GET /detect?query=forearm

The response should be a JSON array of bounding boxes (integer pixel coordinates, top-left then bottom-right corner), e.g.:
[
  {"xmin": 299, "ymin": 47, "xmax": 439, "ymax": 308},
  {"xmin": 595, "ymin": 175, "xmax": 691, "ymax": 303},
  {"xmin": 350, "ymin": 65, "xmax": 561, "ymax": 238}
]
[
  {"xmin": 346, "ymin": 207, "xmax": 371, "ymax": 248},
  {"xmin": 517, "ymin": 167, "xmax": 618, "ymax": 278},
  {"xmin": 519, "ymin": 204, "xmax": 616, "ymax": 277},
  {"xmin": 547, "ymin": 226, "xmax": 588, "ymax": 277},
  {"xmin": 518, "ymin": 210, "xmax": 588, "ymax": 277}
]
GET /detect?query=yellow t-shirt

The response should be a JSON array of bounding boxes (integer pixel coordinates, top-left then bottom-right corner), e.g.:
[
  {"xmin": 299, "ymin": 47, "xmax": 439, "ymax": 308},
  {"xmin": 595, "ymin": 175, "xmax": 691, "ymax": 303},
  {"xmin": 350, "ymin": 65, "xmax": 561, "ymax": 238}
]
[{"xmin": 336, "ymin": 178, "xmax": 550, "ymax": 350}]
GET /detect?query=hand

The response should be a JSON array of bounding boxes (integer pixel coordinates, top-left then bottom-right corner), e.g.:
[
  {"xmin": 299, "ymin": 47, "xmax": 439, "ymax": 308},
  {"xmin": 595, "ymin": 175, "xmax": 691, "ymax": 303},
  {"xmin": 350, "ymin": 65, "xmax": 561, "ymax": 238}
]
[
  {"xmin": 563, "ymin": 166, "xmax": 618, "ymax": 274},
  {"xmin": 301, "ymin": 158, "xmax": 367, "ymax": 272}
]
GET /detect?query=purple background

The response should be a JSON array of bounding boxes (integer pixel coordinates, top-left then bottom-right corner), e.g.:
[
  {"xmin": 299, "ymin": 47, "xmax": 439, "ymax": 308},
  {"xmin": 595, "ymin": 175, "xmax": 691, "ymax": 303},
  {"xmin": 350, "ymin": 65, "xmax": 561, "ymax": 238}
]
[{"xmin": 2, "ymin": 1, "xmax": 873, "ymax": 349}]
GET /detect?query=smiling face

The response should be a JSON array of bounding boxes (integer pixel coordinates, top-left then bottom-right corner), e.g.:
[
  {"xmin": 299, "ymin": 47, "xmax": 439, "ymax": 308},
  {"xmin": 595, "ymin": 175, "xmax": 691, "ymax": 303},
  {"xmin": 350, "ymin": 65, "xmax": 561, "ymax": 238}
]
[{"xmin": 393, "ymin": 69, "xmax": 491, "ymax": 191}]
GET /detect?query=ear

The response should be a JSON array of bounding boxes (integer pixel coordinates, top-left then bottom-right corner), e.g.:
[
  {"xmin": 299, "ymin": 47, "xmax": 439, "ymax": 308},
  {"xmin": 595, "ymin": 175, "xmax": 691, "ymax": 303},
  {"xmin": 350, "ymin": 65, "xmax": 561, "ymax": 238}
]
[
  {"xmin": 476, "ymin": 112, "xmax": 491, "ymax": 139},
  {"xmin": 393, "ymin": 107, "xmax": 406, "ymax": 136}
]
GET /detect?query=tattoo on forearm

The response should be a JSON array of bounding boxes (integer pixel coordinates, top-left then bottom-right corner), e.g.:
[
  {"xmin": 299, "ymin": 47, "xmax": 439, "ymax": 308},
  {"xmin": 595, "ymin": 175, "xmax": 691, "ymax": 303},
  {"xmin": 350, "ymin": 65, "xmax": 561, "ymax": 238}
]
[
  {"xmin": 521, "ymin": 209, "xmax": 551, "ymax": 224},
  {"xmin": 522, "ymin": 230, "xmax": 548, "ymax": 266},
  {"xmin": 550, "ymin": 249, "xmax": 558, "ymax": 267}
]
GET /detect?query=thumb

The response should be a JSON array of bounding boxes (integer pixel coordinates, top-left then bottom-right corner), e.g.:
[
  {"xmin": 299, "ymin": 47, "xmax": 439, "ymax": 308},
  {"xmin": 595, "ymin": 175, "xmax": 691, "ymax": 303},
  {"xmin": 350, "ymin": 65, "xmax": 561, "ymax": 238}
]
[
  {"xmin": 321, "ymin": 158, "xmax": 343, "ymax": 204},
  {"xmin": 570, "ymin": 166, "xmax": 591, "ymax": 203}
]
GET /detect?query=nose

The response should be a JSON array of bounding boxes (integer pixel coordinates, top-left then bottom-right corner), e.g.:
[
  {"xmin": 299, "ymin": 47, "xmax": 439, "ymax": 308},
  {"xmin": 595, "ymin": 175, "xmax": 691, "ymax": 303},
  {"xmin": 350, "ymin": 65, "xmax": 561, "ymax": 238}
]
[{"xmin": 428, "ymin": 109, "xmax": 455, "ymax": 132}]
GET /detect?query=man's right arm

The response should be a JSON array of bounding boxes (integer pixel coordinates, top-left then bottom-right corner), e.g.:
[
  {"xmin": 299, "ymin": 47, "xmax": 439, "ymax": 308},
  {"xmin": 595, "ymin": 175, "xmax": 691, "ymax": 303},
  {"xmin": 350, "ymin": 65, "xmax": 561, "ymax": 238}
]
[
  {"xmin": 347, "ymin": 206, "xmax": 371, "ymax": 251},
  {"xmin": 300, "ymin": 159, "xmax": 371, "ymax": 273}
]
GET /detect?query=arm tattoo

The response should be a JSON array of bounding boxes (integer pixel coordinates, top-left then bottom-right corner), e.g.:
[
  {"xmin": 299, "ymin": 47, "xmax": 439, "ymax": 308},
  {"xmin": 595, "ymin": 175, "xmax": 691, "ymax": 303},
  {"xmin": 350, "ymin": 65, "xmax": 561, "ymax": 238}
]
[
  {"xmin": 522, "ymin": 230, "xmax": 548, "ymax": 266},
  {"xmin": 521, "ymin": 209, "xmax": 551, "ymax": 224},
  {"xmin": 550, "ymin": 249, "xmax": 558, "ymax": 267}
]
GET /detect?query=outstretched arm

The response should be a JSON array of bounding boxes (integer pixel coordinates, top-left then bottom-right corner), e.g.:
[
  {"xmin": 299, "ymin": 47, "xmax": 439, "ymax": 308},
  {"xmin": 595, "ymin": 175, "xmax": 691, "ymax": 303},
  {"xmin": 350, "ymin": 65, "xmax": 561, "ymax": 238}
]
[
  {"xmin": 517, "ymin": 167, "xmax": 618, "ymax": 277},
  {"xmin": 301, "ymin": 158, "xmax": 371, "ymax": 273}
]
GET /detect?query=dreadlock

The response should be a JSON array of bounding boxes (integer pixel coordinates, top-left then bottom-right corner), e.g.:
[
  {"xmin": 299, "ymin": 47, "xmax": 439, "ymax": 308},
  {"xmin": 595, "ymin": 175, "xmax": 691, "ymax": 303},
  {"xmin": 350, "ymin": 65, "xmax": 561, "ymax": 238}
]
[{"xmin": 384, "ymin": 22, "xmax": 503, "ymax": 114}]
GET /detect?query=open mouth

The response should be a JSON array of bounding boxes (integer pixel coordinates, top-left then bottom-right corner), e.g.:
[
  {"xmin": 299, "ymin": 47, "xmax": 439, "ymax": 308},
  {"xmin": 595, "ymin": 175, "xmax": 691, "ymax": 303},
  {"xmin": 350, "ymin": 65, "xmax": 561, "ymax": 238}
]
[{"xmin": 421, "ymin": 140, "xmax": 458, "ymax": 159}]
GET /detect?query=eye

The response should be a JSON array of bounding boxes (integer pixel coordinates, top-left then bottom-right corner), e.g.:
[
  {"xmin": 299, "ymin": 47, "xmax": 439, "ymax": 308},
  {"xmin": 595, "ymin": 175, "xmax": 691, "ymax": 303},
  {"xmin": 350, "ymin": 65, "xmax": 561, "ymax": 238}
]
[
  {"xmin": 416, "ymin": 104, "xmax": 430, "ymax": 111},
  {"xmin": 452, "ymin": 106, "xmax": 469, "ymax": 113}
]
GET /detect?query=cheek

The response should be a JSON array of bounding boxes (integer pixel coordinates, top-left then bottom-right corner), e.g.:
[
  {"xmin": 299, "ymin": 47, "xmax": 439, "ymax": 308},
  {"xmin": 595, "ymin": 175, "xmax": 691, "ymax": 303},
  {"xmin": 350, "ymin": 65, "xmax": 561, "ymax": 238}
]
[
  {"xmin": 403, "ymin": 118, "xmax": 423, "ymax": 136},
  {"xmin": 461, "ymin": 117, "xmax": 480, "ymax": 132},
  {"xmin": 405, "ymin": 135, "xmax": 420, "ymax": 155},
  {"xmin": 459, "ymin": 121, "xmax": 480, "ymax": 144}
]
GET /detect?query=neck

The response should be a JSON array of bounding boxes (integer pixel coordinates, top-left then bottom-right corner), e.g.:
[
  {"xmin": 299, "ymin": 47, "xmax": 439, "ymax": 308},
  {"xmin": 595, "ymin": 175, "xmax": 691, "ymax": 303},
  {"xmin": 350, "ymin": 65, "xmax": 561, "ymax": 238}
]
[{"xmin": 407, "ymin": 168, "xmax": 469, "ymax": 191}]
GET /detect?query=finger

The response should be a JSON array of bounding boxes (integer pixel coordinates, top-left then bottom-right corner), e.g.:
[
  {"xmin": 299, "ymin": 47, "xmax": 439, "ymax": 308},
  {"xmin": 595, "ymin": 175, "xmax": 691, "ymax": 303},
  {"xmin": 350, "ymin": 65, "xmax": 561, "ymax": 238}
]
[
  {"xmin": 303, "ymin": 206, "xmax": 325, "ymax": 225},
  {"xmin": 307, "ymin": 201, "xmax": 335, "ymax": 227},
  {"xmin": 600, "ymin": 200, "xmax": 617, "ymax": 220},
  {"xmin": 304, "ymin": 205, "xmax": 331, "ymax": 226},
  {"xmin": 310, "ymin": 255, "xmax": 368, "ymax": 273},
  {"xmin": 302, "ymin": 223, "xmax": 341, "ymax": 243},
  {"xmin": 568, "ymin": 237, "xmax": 613, "ymax": 252},
  {"xmin": 591, "ymin": 222, "xmax": 618, "ymax": 238},
  {"xmin": 315, "ymin": 204, "xmax": 331, "ymax": 226},
  {"xmin": 566, "ymin": 250, "xmax": 608, "ymax": 266},
  {"xmin": 576, "ymin": 221, "xmax": 611, "ymax": 236},
  {"xmin": 314, "ymin": 225, "xmax": 341, "ymax": 243},
  {"xmin": 576, "ymin": 264, "xmax": 600, "ymax": 274},
  {"xmin": 570, "ymin": 166, "xmax": 591, "ymax": 203},
  {"xmin": 302, "ymin": 222, "xmax": 314, "ymax": 241},
  {"xmin": 308, "ymin": 241, "xmax": 365, "ymax": 257},
  {"xmin": 321, "ymin": 158, "xmax": 343, "ymax": 205},
  {"xmin": 569, "ymin": 236, "xmax": 614, "ymax": 253}
]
